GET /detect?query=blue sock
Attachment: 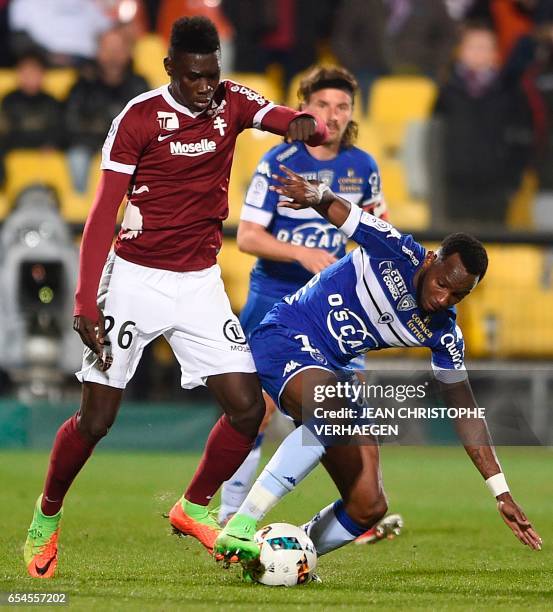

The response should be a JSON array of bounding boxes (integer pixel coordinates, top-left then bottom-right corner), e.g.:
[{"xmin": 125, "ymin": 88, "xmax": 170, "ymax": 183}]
[{"xmin": 303, "ymin": 499, "xmax": 366, "ymax": 555}]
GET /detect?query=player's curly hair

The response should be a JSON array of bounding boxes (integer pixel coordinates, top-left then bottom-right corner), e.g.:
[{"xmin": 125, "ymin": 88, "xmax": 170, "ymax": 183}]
[
  {"xmin": 169, "ymin": 16, "xmax": 220, "ymax": 56},
  {"xmin": 439, "ymin": 233, "xmax": 488, "ymax": 281},
  {"xmin": 297, "ymin": 65, "xmax": 358, "ymax": 149}
]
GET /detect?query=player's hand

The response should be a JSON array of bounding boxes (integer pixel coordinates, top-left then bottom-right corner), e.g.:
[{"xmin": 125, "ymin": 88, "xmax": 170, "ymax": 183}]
[
  {"xmin": 73, "ymin": 313, "xmax": 112, "ymax": 371},
  {"xmin": 285, "ymin": 116, "xmax": 317, "ymax": 143},
  {"xmin": 270, "ymin": 165, "xmax": 326, "ymax": 209},
  {"xmin": 295, "ymin": 246, "xmax": 338, "ymax": 274},
  {"xmin": 496, "ymin": 493, "xmax": 542, "ymax": 550}
]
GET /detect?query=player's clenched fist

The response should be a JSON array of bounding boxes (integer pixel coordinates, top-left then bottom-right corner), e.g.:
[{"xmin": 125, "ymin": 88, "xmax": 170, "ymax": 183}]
[{"xmin": 285, "ymin": 116, "xmax": 318, "ymax": 143}]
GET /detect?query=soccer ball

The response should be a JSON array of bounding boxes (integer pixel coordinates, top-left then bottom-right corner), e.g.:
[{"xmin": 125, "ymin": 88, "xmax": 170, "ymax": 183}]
[{"xmin": 253, "ymin": 523, "xmax": 317, "ymax": 587}]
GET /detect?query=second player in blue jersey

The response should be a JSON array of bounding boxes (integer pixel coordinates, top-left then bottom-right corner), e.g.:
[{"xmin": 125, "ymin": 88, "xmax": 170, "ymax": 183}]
[{"xmin": 237, "ymin": 65, "xmax": 388, "ymax": 335}]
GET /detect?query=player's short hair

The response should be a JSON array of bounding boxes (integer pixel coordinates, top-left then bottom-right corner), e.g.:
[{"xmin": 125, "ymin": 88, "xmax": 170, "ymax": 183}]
[
  {"xmin": 169, "ymin": 16, "xmax": 220, "ymax": 56},
  {"xmin": 297, "ymin": 65, "xmax": 358, "ymax": 148},
  {"xmin": 439, "ymin": 233, "xmax": 488, "ymax": 282}
]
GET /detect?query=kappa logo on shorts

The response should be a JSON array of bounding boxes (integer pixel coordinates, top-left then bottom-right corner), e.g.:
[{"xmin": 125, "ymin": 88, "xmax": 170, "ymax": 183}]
[
  {"xmin": 283, "ymin": 360, "xmax": 301, "ymax": 377},
  {"xmin": 223, "ymin": 319, "xmax": 248, "ymax": 345}
]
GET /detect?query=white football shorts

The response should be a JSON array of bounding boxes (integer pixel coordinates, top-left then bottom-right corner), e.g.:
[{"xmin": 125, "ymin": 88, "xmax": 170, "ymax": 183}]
[{"xmin": 76, "ymin": 253, "xmax": 256, "ymax": 389}]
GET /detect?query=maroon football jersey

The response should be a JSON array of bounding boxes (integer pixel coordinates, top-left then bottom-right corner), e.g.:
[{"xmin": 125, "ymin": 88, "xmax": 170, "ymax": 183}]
[{"xmin": 101, "ymin": 81, "xmax": 276, "ymax": 271}]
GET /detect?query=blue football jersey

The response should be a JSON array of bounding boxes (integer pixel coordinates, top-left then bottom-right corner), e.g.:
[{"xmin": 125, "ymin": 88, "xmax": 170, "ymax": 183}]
[
  {"xmin": 240, "ymin": 141, "xmax": 383, "ymax": 298},
  {"xmin": 261, "ymin": 206, "xmax": 467, "ymax": 383}
]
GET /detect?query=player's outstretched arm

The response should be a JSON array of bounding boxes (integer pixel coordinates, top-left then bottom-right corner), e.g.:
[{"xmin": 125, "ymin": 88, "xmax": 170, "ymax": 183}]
[
  {"xmin": 270, "ymin": 164, "xmax": 352, "ymax": 227},
  {"xmin": 259, "ymin": 108, "xmax": 329, "ymax": 146},
  {"xmin": 73, "ymin": 170, "xmax": 130, "ymax": 368},
  {"xmin": 439, "ymin": 379, "xmax": 542, "ymax": 551}
]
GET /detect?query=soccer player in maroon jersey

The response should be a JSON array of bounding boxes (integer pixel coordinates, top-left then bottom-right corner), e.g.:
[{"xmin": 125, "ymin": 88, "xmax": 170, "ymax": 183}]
[{"xmin": 24, "ymin": 16, "xmax": 328, "ymax": 579}]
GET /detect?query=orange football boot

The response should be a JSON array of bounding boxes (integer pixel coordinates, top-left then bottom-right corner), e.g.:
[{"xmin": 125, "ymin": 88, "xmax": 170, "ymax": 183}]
[{"xmin": 169, "ymin": 497, "xmax": 221, "ymax": 552}]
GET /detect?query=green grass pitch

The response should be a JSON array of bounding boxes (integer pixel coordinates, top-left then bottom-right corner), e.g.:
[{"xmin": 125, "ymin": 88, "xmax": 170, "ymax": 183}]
[{"xmin": 1, "ymin": 447, "xmax": 552, "ymax": 610}]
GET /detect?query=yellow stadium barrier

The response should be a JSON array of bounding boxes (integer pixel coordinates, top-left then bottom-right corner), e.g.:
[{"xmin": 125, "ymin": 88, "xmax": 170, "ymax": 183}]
[
  {"xmin": 0, "ymin": 69, "xmax": 16, "ymax": 100},
  {"xmin": 368, "ymin": 76, "xmax": 437, "ymax": 150},
  {"xmin": 377, "ymin": 156, "xmax": 430, "ymax": 229},
  {"xmin": 3, "ymin": 149, "xmax": 91, "ymax": 222},
  {"xmin": 218, "ymin": 237, "xmax": 256, "ymax": 313},
  {"xmin": 4, "ymin": 150, "xmax": 73, "ymax": 204},
  {"xmin": 0, "ymin": 192, "xmax": 10, "ymax": 220},
  {"xmin": 364, "ymin": 77, "xmax": 437, "ymax": 230},
  {"xmin": 43, "ymin": 68, "xmax": 77, "ymax": 100},
  {"xmin": 133, "ymin": 33, "xmax": 168, "ymax": 89},
  {"xmin": 0, "ymin": 68, "xmax": 77, "ymax": 102},
  {"xmin": 458, "ymin": 245, "xmax": 553, "ymax": 358},
  {"xmin": 228, "ymin": 129, "xmax": 281, "ymax": 225}
]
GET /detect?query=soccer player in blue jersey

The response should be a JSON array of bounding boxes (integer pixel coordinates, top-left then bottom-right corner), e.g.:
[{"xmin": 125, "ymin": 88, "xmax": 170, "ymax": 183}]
[
  {"xmin": 214, "ymin": 166, "xmax": 542, "ymax": 569},
  {"xmin": 219, "ymin": 65, "xmax": 401, "ymax": 543}
]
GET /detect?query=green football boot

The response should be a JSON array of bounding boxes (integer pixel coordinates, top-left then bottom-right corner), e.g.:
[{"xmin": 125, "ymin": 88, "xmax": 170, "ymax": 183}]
[
  {"xmin": 213, "ymin": 513, "xmax": 260, "ymax": 565},
  {"xmin": 24, "ymin": 495, "xmax": 62, "ymax": 578}
]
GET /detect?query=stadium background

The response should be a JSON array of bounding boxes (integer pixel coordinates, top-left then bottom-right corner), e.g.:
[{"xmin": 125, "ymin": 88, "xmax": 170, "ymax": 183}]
[{"xmin": 0, "ymin": 2, "xmax": 552, "ymax": 607}]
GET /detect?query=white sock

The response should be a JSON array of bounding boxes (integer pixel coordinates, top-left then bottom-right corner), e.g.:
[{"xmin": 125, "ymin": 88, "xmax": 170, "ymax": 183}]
[
  {"xmin": 219, "ymin": 446, "xmax": 262, "ymax": 523},
  {"xmin": 237, "ymin": 425, "xmax": 325, "ymax": 521},
  {"xmin": 303, "ymin": 500, "xmax": 367, "ymax": 555}
]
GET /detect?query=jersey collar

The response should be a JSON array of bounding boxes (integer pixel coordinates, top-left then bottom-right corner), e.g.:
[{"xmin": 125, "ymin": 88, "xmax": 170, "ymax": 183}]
[{"xmin": 161, "ymin": 84, "xmax": 202, "ymax": 118}]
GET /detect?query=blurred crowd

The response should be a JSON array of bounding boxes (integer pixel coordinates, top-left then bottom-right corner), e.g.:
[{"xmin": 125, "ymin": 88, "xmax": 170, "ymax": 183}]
[{"xmin": 1, "ymin": 0, "xmax": 553, "ymax": 228}]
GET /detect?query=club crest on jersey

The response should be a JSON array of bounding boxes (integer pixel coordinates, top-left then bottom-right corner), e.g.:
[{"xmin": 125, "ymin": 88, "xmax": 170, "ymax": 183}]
[
  {"xmin": 213, "ymin": 116, "xmax": 227, "ymax": 136},
  {"xmin": 157, "ymin": 111, "xmax": 179, "ymax": 130},
  {"xmin": 378, "ymin": 312, "xmax": 394, "ymax": 324},
  {"xmin": 318, "ymin": 170, "xmax": 334, "ymax": 186},
  {"xmin": 398, "ymin": 295, "xmax": 417, "ymax": 311},
  {"xmin": 223, "ymin": 319, "xmax": 247, "ymax": 345},
  {"xmin": 369, "ymin": 171, "xmax": 382, "ymax": 198}
]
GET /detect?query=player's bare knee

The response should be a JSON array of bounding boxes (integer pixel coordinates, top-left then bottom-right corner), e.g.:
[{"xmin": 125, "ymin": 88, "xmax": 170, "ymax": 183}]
[
  {"xmin": 226, "ymin": 392, "xmax": 265, "ymax": 437},
  {"xmin": 78, "ymin": 416, "xmax": 112, "ymax": 442},
  {"xmin": 346, "ymin": 494, "xmax": 388, "ymax": 529},
  {"xmin": 77, "ymin": 408, "xmax": 117, "ymax": 443}
]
